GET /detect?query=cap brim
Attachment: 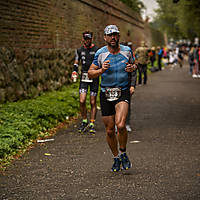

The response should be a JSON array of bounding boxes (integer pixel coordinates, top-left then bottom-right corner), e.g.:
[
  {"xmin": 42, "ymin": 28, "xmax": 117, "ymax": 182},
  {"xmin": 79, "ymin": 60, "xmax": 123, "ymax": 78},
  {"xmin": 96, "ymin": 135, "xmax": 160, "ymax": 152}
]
[{"xmin": 104, "ymin": 31, "xmax": 119, "ymax": 35}]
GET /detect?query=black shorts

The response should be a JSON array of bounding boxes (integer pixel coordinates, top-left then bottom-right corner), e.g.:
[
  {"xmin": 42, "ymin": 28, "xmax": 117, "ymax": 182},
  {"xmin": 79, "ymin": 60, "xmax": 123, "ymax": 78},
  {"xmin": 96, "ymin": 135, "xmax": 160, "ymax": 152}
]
[
  {"xmin": 100, "ymin": 88, "xmax": 130, "ymax": 116},
  {"xmin": 79, "ymin": 78, "xmax": 99, "ymax": 96}
]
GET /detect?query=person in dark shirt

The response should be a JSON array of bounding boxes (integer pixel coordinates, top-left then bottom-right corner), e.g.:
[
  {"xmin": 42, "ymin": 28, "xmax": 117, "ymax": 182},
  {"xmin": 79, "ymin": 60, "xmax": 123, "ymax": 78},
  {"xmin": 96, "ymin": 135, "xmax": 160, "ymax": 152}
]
[
  {"xmin": 71, "ymin": 31, "xmax": 99, "ymax": 134},
  {"xmin": 149, "ymin": 46, "xmax": 156, "ymax": 67},
  {"xmin": 126, "ymin": 42, "xmax": 137, "ymax": 132}
]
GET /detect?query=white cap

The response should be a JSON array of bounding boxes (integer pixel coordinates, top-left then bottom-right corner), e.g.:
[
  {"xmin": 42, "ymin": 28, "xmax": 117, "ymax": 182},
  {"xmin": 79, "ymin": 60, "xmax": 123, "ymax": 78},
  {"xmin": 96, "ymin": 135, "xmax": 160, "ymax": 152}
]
[{"xmin": 104, "ymin": 25, "xmax": 120, "ymax": 35}]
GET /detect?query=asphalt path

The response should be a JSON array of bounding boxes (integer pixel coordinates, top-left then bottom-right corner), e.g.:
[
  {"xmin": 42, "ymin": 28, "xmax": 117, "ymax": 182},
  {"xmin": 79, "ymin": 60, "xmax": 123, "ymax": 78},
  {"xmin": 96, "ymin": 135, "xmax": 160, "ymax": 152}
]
[{"xmin": 1, "ymin": 62, "xmax": 200, "ymax": 200}]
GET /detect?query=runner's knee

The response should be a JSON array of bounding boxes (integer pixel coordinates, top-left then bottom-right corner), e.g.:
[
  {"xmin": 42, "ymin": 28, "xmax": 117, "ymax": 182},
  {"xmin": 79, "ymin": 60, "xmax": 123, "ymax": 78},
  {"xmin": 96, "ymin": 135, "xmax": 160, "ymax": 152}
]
[
  {"xmin": 116, "ymin": 121, "xmax": 125, "ymax": 131},
  {"xmin": 106, "ymin": 128, "xmax": 115, "ymax": 137},
  {"xmin": 80, "ymin": 98, "xmax": 86, "ymax": 105},
  {"xmin": 90, "ymin": 98, "xmax": 96, "ymax": 106}
]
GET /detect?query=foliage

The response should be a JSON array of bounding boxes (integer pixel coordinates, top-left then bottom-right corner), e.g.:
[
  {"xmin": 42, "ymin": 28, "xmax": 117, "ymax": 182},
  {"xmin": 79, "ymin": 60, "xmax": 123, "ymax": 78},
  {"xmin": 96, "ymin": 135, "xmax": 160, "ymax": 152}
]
[
  {"xmin": 175, "ymin": 0, "xmax": 200, "ymax": 40},
  {"xmin": 152, "ymin": 0, "xmax": 200, "ymax": 41},
  {"xmin": 119, "ymin": 0, "xmax": 145, "ymax": 13},
  {"xmin": 0, "ymin": 82, "xmax": 86, "ymax": 162},
  {"xmin": 152, "ymin": 0, "xmax": 180, "ymax": 39}
]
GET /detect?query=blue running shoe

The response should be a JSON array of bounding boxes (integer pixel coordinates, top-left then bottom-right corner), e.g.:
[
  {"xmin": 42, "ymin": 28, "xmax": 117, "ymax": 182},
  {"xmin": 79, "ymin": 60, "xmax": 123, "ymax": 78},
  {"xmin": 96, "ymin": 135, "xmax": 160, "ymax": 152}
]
[
  {"xmin": 111, "ymin": 157, "xmax": 121, "ymax": 172},
  {"xmin": 120, "ymin": 153, "xmax": 132, "ymax": 170}
]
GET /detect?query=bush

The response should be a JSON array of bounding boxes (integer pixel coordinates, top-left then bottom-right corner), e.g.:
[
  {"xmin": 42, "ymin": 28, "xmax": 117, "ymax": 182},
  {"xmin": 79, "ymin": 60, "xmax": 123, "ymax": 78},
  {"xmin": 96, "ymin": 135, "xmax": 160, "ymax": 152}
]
[{"xmin": 0, "ymin": 82, "xmax": 83, "ymax": 161}]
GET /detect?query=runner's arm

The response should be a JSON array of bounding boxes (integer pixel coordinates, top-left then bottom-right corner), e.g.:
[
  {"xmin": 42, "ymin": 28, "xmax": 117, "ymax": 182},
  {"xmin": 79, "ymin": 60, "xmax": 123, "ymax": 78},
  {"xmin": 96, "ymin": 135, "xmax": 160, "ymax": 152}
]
[
  {"xmin": 71, "ymin": 49, "xmax": 80, "ymax": 79},
  {"xmin": 88, "ymin": 63, "xmax": 103, "ymax": 79},
  {"xmin": 73, "ymin": 61, "xmax": 79, "ymax": 72},
  {"xmin": 73, "ymin": 49, "xmax": 80, "ymax": 72},
  {"xmin": 125, "ymin": 48, "xmax": 137, "ymax": 72},
  {"xmin": 88, "ymin": 60, "xmax": 110, "ymax": 79},
  {"xmin": 130, "ymin": 70, "xmax": 137, "ymax": 87},
  {"xmin": 129, "ymin": 69, "xmax": 137, "ymax": 95}
]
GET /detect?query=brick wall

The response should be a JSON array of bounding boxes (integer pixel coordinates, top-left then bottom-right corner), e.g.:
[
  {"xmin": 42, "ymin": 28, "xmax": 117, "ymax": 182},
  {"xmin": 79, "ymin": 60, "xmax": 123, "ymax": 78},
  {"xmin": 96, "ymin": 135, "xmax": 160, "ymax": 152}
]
[
  {"xmin": 0, "ymin": 0, "xmax": 147, "ymax": 48},
  {"xmin": 0, "ymin": 0, "xmax": 164, "ymax": 102}
]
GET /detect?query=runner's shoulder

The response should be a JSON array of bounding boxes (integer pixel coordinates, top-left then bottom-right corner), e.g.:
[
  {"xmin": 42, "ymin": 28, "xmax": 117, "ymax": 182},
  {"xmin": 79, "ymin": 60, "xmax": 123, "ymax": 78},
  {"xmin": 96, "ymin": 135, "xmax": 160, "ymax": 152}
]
[
  {"xmin": 77, "ymin": 46, "xmax": 85, "ymax": 53},
  {"xmin": 95, "ymin": 46, "xmax": 109, "ymax": 55},
  {"xmin": 92, "ymin": 45, "xmax": 99, "ymax": 52},
  {"xmin": 120, "ymin": 44, "xmax": 131, "ymax": 51}
]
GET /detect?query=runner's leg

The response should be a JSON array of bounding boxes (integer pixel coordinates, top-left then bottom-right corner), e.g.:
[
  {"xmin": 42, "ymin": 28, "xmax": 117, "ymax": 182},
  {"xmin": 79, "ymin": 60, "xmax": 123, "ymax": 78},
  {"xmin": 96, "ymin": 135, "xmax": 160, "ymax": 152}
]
[
  {"xmin": 89, "ymin": 95, "xmax": 97, "ymax": 133},
  {"xmin": 102, "ymin": 115, "xmax": 118, "ymax": 156},
  {"xmin": 89, "ymin": 79, "xmax": 99, "ymax": 123},
  {"xmin": 90, "ymin": 95, "xmax": 97, "ymax": 121},
  {"xmin": 115, "ymin": 101, "xmax": 129, "ymax": 150},
  {"xmin": 115, "ymin": 101, "xmax": 132, "ymax": 170},
  {"xmin": 80, "ymin": 93, "xmax": 87, "ymax": 119}
]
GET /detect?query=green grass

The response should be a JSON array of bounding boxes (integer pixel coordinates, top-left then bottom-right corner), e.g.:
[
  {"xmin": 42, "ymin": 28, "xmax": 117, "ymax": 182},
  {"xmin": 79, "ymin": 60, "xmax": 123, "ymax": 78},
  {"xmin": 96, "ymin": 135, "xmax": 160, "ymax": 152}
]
[{"xmin": 0, "ymin": 82, "xmax": 91, "ymax": 167}]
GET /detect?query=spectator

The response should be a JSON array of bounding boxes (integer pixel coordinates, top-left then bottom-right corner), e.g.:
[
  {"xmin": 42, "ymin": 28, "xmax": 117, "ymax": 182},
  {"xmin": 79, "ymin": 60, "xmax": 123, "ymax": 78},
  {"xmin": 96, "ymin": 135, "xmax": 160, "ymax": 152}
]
[
  {"xmin": 178, "ymin": 46, "xmax": 184, "ymax": 68},
  {"xmin": 188, "ymin": 46, "xmax": 195, "ymax": 76},
  {"xmin": 157, "ymin": 46, "xmax": 163, "ymax": 71},
  {"xmin": 135, "ymin": 41, "xmax": 149, "ymax": 85},
  {"xmin": 149, "ymin": 46, "xmax": 156, "ymax": 67},
  {"xmin": 193, "ymin": 45, "xmax": 200, "ymax": 78},
  {"xmin": 168, "ymin": 49, "xmax": 176, "ymax": 66}
]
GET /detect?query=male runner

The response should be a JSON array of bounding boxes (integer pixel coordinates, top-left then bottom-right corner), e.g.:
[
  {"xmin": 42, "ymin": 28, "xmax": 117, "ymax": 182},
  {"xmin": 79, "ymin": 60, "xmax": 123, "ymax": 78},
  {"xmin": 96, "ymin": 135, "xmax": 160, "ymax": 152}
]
[
  {"xmin": 71, "ymin": 31, "xmax": 99, "ymax": 134},
  {"xmin": 88, "ymin": 25, "xmax": 137, "ymax": 172}
]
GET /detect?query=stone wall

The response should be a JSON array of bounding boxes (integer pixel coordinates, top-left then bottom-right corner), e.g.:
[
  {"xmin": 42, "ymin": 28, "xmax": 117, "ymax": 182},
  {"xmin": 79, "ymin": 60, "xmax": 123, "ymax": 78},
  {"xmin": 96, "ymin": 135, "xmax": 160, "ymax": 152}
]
[
  {"xmin": 0, "ymin": 0, "xmax": 164, "ymax": 103},
  {"xmin": 0, "ymin": 47, "xmax": 74, "ymax": 102}
]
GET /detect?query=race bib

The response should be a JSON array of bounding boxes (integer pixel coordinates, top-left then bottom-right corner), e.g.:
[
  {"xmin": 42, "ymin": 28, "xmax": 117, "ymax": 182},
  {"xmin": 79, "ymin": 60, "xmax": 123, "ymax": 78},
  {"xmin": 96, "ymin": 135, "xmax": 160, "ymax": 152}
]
[
  {"xmin": 105, "ymin": 87, "xmax": 121, "ymax": 101},
  {"xmin": 81, "ymin": 72, "xmax": 93, "ymax": 82}
]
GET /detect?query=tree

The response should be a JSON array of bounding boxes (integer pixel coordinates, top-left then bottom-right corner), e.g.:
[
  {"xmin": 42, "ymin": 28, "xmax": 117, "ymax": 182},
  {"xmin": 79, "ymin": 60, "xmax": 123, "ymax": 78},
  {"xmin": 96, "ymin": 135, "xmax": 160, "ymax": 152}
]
[
  {"xmin": 152, "ymin": 0, "xmax": 180, "ymax": 39},
  {"xmin": 176, "ymin": 0, "xmax": 200, "ymax": 40},
  {"xmin": 152, "ymin": 0, "xmax": 200, "ymax": 42}
]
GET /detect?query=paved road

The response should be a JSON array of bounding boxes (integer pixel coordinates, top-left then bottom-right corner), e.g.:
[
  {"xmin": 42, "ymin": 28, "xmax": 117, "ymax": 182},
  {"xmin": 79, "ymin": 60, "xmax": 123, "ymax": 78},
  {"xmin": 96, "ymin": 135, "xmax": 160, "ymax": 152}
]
[{"xmin": 1, "ymin": 63, "xmax": 200, "ymax": 200}]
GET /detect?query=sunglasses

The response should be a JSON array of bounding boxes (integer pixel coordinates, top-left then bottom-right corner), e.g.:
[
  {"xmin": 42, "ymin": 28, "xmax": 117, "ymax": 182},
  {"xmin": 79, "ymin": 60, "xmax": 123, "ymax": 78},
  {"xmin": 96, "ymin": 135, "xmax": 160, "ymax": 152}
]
[
  {"xmin": 83, "ymin": 34, "xmax": 92, "ymax": 40},
  {"xmin": 106, "ymin": 32, "xmax": 119, "ymax": 37}
]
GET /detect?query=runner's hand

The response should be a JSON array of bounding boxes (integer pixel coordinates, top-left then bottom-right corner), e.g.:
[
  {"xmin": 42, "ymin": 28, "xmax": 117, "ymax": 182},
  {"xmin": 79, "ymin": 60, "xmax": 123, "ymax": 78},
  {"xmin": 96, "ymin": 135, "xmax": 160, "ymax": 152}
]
[
  {"xmin": 102, "ymin": 60, "xmax": 110, "ymax": 73},
  {"xmin": 71, "ymin": 71, "xmax": 78, "ymax": 80},
  {"xmin": 125, "ymin": 63, "xmax": 137, "ymax": 72},
  {"xmin": 130, "ymin": 86, "xmax": 135, "ymax": 95}
]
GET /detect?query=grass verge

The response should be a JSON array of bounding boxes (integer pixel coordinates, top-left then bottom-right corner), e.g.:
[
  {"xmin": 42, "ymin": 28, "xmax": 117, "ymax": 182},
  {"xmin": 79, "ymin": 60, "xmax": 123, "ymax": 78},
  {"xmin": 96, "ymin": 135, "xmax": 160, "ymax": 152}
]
[{"xmin": 0, "ymin": 82, "xmax": 87, "ymax": 170}]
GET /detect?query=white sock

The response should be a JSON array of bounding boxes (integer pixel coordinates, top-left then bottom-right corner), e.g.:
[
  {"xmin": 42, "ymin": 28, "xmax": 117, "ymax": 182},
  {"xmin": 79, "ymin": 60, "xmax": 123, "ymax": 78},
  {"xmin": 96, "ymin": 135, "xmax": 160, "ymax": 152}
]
[{"xmin": 114, "ymin": 155, "xmax": 119, "ymax": 159}]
